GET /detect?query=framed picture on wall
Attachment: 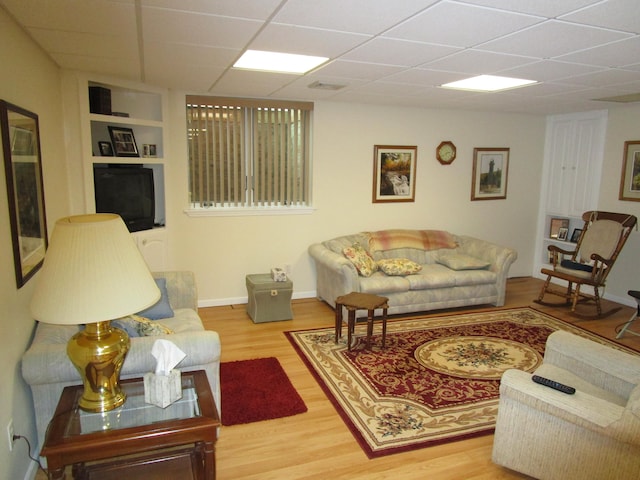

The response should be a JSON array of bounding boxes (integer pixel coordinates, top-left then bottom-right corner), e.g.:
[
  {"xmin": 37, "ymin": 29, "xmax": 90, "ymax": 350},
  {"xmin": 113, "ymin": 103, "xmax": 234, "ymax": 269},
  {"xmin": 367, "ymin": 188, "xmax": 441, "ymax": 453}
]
[
  {"xmin": 619, "ymin": 140, "xmax": 640, "ymax": 201},
  {"xmin": 471, "ymin": 147, "xmax": 509, "ymax": 200},
  {"xmin": 372, "ymin": 145, "xmax": 417, "ymax": 203}
]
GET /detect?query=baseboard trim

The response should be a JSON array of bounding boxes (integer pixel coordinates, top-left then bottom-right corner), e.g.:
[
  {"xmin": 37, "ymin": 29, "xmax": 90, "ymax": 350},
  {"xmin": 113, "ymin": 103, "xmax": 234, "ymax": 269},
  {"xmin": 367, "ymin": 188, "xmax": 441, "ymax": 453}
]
[{"xmin": 198, "ymin": 290, "xmax": 317, "ymax": 308}]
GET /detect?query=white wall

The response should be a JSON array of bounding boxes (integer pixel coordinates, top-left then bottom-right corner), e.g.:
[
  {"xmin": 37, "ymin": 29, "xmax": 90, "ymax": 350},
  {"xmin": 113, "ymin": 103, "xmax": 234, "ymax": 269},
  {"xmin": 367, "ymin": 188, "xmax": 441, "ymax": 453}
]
[
  {"xmin": 0, "ymin": 8, "xmax": 68, "ymax": 480},
  {"xmin": 166, "ymin": 94, "xmax": 546, "ymax": 305}
]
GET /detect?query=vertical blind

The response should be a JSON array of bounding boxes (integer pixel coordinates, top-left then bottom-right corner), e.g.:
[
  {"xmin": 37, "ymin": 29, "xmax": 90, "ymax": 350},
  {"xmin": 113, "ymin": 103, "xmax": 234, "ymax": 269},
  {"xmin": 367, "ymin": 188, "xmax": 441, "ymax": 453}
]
[{"xmin": 186, "ymin": 96, "xmax": 313, "ymax": 208}]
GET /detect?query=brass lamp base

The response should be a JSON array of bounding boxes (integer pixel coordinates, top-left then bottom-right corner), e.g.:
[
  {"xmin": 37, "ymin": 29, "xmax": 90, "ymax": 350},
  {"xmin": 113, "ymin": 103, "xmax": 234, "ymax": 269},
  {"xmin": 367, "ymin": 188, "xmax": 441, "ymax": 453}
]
[{"xmin": 67, "ymin": 320, "xmax": 131, "ymax": 412}]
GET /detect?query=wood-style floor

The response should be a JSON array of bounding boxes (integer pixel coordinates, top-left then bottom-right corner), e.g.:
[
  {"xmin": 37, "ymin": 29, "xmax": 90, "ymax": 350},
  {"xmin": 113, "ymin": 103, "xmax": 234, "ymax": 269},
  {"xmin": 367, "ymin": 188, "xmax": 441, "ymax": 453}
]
[{"xmin": 35, "ymin": 277, "xmax": 640, "ymax": 479}]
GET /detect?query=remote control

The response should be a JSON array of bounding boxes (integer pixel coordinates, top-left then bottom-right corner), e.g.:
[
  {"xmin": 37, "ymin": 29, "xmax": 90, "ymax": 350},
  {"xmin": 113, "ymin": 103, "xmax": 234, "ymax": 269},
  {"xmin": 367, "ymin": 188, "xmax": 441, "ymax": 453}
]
[{"xmin": 532, "ymin": 375, "xmax": 576, "ymax": 394}]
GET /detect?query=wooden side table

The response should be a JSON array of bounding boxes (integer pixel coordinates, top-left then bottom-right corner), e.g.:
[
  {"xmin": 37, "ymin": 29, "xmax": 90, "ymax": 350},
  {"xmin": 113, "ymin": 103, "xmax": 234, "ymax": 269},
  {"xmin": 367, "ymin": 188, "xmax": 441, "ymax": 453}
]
[
  {"xmin": 40, "ymin": 370, "xmax": 220, "ymax": 480},
  {"xmin": 335, "ymin": 292, "xmax": 389, "ymax": 351}
]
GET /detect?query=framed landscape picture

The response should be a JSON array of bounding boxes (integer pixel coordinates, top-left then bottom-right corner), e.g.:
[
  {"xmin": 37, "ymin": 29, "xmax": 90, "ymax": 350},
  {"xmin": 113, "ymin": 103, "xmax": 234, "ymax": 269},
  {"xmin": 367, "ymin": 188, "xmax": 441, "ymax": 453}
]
[
  {"xmin": 372, "ymin": 145, "xmax": 417, "ymax": 203},
  {"xmin": 471, "ymin": 148, "xmax": 509, "ymax": 200},
  {"xmin": 619, "ymin": 140, "xmax": 640, "ymax": 201}
]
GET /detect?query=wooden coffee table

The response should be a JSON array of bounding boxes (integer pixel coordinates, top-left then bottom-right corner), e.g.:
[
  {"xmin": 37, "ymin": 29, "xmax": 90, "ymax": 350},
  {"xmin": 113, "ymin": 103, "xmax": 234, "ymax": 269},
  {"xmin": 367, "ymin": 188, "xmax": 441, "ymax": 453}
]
[{"xmin": 40, "ymin": 370, "xmax": 220, "ymax": 480}]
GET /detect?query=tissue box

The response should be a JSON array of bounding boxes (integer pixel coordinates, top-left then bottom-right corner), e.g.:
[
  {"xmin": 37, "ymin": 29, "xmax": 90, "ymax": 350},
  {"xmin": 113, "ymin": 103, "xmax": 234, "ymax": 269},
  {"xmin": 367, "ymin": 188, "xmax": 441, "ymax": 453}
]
[
  {"xmin": 271, "ymin": 267, "xmax": 287, "ymax": 282},
  {"xmin": 144, "ymin": 369, "xmax": 182, "ymax": 408}
]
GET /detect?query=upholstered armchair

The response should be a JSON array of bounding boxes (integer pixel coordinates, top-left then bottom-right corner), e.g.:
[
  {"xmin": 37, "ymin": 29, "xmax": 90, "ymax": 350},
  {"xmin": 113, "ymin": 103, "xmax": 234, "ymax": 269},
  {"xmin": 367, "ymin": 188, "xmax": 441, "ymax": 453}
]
[{"xmin": 492, "ymin": 330, "xmax": 640, "ymax": 480}]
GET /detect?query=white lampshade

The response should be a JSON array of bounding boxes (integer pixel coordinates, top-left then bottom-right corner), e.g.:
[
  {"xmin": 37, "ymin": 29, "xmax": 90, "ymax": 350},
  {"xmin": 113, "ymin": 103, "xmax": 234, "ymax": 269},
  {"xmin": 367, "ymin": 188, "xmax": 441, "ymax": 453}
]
[{"xmin": 30, "ymin": 213, "xmax": 160, "ymax": 325}]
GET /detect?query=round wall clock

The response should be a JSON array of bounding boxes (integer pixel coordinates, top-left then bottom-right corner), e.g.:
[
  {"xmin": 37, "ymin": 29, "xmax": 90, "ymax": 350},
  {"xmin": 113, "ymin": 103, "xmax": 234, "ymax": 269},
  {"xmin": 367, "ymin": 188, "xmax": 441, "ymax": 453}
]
[{"xmin": 436, "ymin": 141, "xmax": 457, "ymax": 165}]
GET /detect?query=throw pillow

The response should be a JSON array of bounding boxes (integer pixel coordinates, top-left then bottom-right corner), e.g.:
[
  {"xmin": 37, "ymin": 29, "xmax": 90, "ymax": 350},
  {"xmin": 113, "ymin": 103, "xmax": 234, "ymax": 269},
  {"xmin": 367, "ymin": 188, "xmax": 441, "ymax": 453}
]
[
  {"xmin": 112, "ymin": 314, "xmax": 174, "ymax": 337},
  {"xmin": 377, "ymin": 258, "xmax": 422, "ymax": 276},
  {"xmin": 436, "ymin": 253, "xmax": 490, "ymax": 270},
  {"xmin": 137, "ymin": 278, "xmax": 175, "ymax": 320},
  {"xmin": 343, "ymin": 242, "xmax": 378, "ymax": 277}
]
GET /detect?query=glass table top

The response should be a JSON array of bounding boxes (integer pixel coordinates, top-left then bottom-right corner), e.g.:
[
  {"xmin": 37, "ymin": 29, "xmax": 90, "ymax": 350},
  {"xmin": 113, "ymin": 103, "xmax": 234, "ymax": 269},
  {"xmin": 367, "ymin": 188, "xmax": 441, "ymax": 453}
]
[{"xmin": 64, "ymin": 375, "xmax": 201, "ymax": 437}]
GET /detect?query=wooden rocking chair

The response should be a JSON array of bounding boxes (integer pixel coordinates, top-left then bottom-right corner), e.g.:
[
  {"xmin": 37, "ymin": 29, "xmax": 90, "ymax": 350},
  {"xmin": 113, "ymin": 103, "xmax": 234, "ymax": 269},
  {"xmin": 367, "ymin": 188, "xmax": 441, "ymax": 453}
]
[{"xmin": 535, "ymin": 210, "xmax": 637, "ymax": 319}]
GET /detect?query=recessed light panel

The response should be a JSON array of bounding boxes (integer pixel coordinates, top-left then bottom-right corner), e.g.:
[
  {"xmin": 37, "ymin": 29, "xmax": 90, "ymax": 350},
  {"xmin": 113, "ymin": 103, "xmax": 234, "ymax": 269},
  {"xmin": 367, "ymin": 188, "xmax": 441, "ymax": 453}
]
[
  {"xmin": 233, "ymin": 50, "xmax": 329, "ymax": 74},
  {"xmin": 441, "ymin": 75, "xmax": 537, "ymax": 92}
]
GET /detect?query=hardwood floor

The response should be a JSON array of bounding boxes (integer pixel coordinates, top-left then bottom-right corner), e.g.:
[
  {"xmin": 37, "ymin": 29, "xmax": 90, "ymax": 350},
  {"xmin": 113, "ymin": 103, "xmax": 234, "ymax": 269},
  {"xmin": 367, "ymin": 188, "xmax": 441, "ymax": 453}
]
[
  {"xmin": 35, "ymin": 277, "xmax": 640, "ymax": 479},
  {"xmin": 205, "ymin": 277, "xmax": 639, "ymax": 480}
]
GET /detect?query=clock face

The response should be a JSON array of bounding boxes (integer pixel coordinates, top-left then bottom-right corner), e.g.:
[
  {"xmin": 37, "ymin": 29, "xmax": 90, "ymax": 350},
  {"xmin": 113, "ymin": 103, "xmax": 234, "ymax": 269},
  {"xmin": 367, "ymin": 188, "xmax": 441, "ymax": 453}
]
[{"xmin": 437, "ymin": 141, "xmax": 456, "ymax": 165}]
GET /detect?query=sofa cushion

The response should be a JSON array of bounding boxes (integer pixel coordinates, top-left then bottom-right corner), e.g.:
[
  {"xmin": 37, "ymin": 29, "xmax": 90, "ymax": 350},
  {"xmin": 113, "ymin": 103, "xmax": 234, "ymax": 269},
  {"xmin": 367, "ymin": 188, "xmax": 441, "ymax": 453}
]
[
  {"xmin": 377, "ymin": 258, "xmax": 422, "ymax": 276},
  {"xmin": 436, "ymin": 252, "xmax": 490, "ymax": 270},
  {"xmin": 406, "ymin": 264, "xmax": 457, "ymax": 289},
  {"xmin": 343, "ymin": 242, "xmax": 378, "ymax": 277},
  {"xmin": 360, "ymin": 272, "xmax": 410, "ymax": 294},
  {"xmin": 137, "ymin": 278, "xmax": 175, "ymax": 319}
]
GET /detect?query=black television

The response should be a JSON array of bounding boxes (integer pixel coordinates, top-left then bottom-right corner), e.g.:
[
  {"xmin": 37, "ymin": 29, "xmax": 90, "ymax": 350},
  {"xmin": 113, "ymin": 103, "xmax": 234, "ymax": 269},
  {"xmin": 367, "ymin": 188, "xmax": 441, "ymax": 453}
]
[{"xmin": 93, "ymin": 164, "xmax": 155, "ymax": 232}]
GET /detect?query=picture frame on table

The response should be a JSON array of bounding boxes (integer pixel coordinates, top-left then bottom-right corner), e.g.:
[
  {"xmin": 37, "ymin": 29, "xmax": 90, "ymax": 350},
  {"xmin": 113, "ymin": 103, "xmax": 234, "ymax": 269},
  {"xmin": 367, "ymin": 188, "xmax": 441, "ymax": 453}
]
[
  {"xmin": 98, "ymin": 141, "xmax": 114, "ymax": 156},
  {"xmin": 549, "ymin": 217, "xmax": 569, "ymax": 239},
  {"xmin": 372, "ymin": 145, "xmax": 417, "ymax": 203},
  {"xmin": 471, "ymin": 147, "xmax": 509, "ymax": 200},
  {"xmin": 108, "ymin": 126, "xmax": 139, "ymax": 157},
  {"xmin": 557, "ymin": 227, "xmax": 569, "ymax": 241},
  {"xmin": 619, "ymin": 140, "xmax": 640, "ymax": 201},
  {"xmin": 570, "ymin": 228, "xmax": 583, "ymax": 243}
]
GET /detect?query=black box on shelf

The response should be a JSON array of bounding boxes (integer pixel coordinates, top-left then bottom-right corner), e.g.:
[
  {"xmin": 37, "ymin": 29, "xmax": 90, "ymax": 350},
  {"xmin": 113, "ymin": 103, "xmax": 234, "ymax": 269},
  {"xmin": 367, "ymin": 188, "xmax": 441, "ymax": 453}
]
[{"xmin": 88, "ymin": 86, "xmax": 112, "ymax": 115}]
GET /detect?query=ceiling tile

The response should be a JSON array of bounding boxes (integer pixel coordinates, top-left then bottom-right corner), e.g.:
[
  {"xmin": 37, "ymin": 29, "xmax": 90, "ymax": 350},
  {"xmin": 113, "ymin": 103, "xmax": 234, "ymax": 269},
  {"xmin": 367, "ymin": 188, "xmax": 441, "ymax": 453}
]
[
  {"xmin": 478, "ymin": 20, "xmax": 632, "ymax": 58},
  {"xmin": 342, "ymin": 38, "xmax": 460, "ymax": 66},
  {"xmin": 560, "ymin": 0, "xmax": 640, "ymax": 34},
  {"xmin": 422, "ymin": 49, "xmax": 538, "ymax": 75},
  {"xmin": 555, "ymin": 37, "xmax": 640, "ymax": 68},
  {"xmin": 140, "ymin": 0, "xmax": 282, "ymax": 19},
  {"xmin": 453, "ymin": 0, "xmax": 602, "ymax": 17},
  {"xmin": 384, "ymin": 1, "xmax": 543, "ymax": 48},
  {"xmin": 272, "ymin": 0, "xmax": 438, "ymax": 34}
]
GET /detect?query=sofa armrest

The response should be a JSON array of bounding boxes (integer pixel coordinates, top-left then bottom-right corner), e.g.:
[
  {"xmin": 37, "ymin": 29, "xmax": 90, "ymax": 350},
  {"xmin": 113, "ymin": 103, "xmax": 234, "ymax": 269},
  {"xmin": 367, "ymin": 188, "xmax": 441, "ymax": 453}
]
[
  {"xmin": 543, "ymin": 331, "xmax": 640, "ymax": 399},
  {"xmin": 456, "ymin": 235, "xmax": 517, "ymax": 306},
  {"xmin": 308, "ymin": 243, "xmax": 360, "ymax": 306},
  {"xmin": 153, "ymin": 271, "xmax": 198, "ymax": 311},
  {"xmin": 500, "ymin": 369, "xmax": 640, "ymax": 444}
]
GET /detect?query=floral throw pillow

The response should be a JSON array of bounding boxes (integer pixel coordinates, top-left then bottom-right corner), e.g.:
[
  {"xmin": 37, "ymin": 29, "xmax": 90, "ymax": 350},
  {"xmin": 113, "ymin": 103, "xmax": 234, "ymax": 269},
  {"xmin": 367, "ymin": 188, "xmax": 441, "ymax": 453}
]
[
  {"xmin": 343, "ymin": 242, "xmax": 378, "ymax": 277},
  {"xmin": 377, "ymin": 258, "xmax": 422, "ymax": 276}
]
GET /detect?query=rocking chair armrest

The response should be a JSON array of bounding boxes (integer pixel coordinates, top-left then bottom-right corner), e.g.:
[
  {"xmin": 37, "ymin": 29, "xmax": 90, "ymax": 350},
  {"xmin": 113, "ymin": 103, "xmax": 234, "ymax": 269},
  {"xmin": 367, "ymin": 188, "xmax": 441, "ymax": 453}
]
[
  {"xmin": 589, "ymin": 253, "xmax": 614, "ymax": 267},
  {"xmin": 547, "ymin": 244, "xmax": 576, "ymax": 256}
]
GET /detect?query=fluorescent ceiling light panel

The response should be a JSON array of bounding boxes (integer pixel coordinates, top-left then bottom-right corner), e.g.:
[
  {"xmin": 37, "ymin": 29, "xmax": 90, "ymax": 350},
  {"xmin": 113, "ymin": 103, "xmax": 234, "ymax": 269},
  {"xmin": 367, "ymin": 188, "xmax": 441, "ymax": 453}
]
[
  {"xmin": 233, "ymin": 50, "xmax": 328, "ymax": 74},
  {"xmin": 441, "ymin": 75, "xmax": 537, "ymax": 92}
]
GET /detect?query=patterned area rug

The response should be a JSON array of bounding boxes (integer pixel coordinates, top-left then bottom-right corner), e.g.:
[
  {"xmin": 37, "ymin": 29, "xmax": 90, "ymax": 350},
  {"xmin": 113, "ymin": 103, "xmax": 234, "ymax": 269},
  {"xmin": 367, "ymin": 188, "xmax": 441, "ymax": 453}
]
[{"xmin": 285, "ymin": 307, "xmax": 629, "ymax": 458}]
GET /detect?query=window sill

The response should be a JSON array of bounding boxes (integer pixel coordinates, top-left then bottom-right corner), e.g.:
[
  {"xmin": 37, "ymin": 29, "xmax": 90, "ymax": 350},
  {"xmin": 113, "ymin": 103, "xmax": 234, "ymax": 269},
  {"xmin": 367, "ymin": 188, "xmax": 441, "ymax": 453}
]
[{"xmin": 183, "ymin": 206, "xmax": 315, "ymax": 217}]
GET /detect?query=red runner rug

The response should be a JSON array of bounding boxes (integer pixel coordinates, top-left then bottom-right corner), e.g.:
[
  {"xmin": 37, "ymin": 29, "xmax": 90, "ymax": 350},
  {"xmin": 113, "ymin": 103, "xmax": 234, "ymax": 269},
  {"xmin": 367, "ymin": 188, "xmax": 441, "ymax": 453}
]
[
  {"xmin": 220, "ymin": 357, "xmax": 307, "ymax": 426},
  {"xmin": 286, "ymin": 307, "xmax": 635, "ymax": 458}
]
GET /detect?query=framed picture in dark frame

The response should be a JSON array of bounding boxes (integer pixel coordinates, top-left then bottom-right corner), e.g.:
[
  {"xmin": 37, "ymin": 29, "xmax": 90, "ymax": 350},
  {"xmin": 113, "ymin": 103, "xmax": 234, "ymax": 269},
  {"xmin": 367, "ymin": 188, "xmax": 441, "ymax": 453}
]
[
  {"xmin": 108, "ymin": 126, "xmax": 139, "ymax": 157},
  {"xmin": 372, "ymin": 145, "xmax": 417, "ymax": 203},
  {"xmin": 619, "ymin": 140, "xmax": 640, "ymax": 201},
  {"xmin": 98, "ymin": 141, "xmax": 114, "ymax": 156},
  {"xmin": 0, "ymin": 100, "xmax": 48, "ymax": 288},
  {"xmin": 570, "ymin": 228, "xmax": 583, "ymax": 243},
  {"xmin": 471, "ymin": 147, "xmax": 509, "ymax": 200}
]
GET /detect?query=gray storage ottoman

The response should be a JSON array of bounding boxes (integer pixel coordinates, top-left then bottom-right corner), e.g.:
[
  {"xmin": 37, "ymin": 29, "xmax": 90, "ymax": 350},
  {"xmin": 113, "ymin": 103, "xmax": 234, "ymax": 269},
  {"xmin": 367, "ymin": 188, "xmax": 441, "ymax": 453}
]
[{"xmin": 246, "ymin": 274, "xmax": 293, "ymax": 323}]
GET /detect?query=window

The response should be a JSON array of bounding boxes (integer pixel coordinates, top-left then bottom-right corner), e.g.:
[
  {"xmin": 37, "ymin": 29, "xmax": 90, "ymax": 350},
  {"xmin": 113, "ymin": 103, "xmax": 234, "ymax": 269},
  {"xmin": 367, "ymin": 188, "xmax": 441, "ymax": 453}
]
[{"xmin": 186, "ymin": 96, "xmax": 312, "ymax": 213}]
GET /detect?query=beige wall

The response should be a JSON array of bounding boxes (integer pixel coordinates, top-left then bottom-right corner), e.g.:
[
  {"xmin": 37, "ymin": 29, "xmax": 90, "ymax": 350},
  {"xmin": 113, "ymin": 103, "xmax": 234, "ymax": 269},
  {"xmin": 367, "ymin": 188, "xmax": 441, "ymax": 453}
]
[
  {"xmin": 595, "ymin": 106, "xmax": 640, "ymax": 304},
  {"xmin": 166, "ymin": 93, "xmax": 546, "ymax": 305},
  {"xmin": 0, "ymin": 7, "xmax": 69, "ymax": 480}
]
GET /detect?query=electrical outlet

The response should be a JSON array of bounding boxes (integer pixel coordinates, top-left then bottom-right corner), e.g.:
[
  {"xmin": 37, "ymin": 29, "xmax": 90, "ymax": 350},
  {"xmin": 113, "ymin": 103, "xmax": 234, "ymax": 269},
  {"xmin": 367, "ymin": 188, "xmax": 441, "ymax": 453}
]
[{"xmin": 6, "ymin": 419, "xmax": 14, "ymax": 452}]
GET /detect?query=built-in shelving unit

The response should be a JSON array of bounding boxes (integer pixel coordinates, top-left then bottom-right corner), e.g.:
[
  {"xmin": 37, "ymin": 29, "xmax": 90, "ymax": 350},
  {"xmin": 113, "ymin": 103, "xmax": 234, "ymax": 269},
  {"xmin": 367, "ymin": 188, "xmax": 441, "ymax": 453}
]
[
  {"xmin": 76, "ymin": 74, "xmax": 169, "ymax": 269},
  {"xmin": 534, "ymin": 110, "xmax": 607, "ymax": 276}
]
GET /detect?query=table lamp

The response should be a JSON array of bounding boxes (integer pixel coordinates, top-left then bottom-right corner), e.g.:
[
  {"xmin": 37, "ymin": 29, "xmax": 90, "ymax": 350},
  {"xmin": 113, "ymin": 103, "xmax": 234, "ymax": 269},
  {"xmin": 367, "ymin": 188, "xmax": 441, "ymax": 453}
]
[{"xmin": 30, "ymin": 214, "xmax": 160, "ymax": 412}]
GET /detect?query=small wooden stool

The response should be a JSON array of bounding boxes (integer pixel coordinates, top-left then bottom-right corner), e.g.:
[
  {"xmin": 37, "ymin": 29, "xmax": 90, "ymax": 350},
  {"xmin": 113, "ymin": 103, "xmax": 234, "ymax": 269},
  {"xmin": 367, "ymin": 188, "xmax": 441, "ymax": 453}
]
[{"xmin": 335, "ymin": 292, "xmax": 389, "ymax": 350}]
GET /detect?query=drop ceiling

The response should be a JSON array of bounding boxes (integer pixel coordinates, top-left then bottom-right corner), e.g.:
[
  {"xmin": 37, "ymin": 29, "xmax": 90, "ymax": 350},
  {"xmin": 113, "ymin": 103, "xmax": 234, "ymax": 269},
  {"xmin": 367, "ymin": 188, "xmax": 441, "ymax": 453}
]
[{"xmin": 2, "ymin": 0, "xmax": 640, "ymax": 114}]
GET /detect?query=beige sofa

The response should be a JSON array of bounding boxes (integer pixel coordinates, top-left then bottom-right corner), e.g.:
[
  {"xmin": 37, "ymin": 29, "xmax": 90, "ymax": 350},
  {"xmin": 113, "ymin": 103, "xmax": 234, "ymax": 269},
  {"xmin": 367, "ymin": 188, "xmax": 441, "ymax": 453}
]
[
  {"xmin": 309, "ymin": 229, "xmax": 517, "ymax": 316},
  {"xmin": 21, "ymin": 271, "xmax": 221, "ymax": 454}
]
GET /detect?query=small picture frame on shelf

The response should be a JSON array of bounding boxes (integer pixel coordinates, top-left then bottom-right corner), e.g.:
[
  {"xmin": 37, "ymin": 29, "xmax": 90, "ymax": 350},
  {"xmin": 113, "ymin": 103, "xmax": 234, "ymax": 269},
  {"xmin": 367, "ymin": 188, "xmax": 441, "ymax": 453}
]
[
  {"xmin": 549, "ymin": 217, "xmax": 569, "ymax": 239},
  {"xmin": 108, "ymin": 126, "xmax": 139, "ymax": 157},
  {"xmin": 557, "ymin": 227, "xmax": 569, "ymax": 241},
  {"xmin": 98, "ymin": 141, "xmax": 113, "ymax": 156},
  {"xmin": 143, "ymin": 144, "xmax": 157, "ymax": 158},
  {"xmin": 570, "ymin": 228, "xmax": 583, "ymax": 243}
]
